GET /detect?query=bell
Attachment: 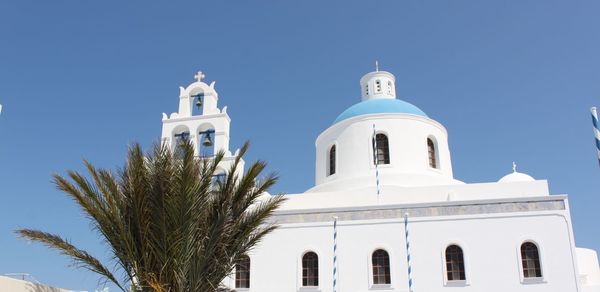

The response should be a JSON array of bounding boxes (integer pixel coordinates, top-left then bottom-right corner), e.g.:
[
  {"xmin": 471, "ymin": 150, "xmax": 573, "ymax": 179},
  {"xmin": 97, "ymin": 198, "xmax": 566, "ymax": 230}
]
[
  {"xmin": 196, "ymin": 97, "xmax": 202, "ymax": 109},
  {"xmin": 176, "ymin": 133, "xmax": 188, "ymax": 147},
  {"xmin": 202, "ymin": 133, "xmax": 213, "ymax": 147}
]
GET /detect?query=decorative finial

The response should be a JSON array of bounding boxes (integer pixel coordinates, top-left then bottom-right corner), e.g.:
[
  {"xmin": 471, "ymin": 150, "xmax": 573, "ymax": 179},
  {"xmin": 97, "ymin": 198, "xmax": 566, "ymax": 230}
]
[
  {"xmin": 375, "ymin": 60, "xmax": 379, "ymax": 72},
  {"xmin": 194, "ymin": 71, "xmax": 205, "ymax": 82},
  {"xmin": 512, "ymin": 161, "xmax": 517, "ymax": 173}
]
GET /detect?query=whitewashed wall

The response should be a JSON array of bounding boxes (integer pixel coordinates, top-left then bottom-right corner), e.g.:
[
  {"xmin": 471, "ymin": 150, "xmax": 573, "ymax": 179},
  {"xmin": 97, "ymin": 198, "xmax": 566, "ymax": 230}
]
[
  {"xmin": 313, "ymin": 114, "xmax": 460, "ymax": 193},
  {"xmin": 0, "ymin": 276, "xmax": 72, "ymax": 292},
  {"xmin": 236, "ymin": 199, "xmax": 583, "ymax": 292}
]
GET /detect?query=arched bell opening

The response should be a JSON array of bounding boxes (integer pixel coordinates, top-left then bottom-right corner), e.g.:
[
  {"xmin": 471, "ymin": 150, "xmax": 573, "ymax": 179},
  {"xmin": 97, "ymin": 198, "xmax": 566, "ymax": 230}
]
[
  {"xmin": 198, "ymin": 123, "xmax": 216, "ymax": 157},
  {"xmin": 190, "ymin": 90, "xmax": 205, "ymax": 116},
  {"xmin": 172, "ymin": 126, "xmax": 191, "ymax": 150}
]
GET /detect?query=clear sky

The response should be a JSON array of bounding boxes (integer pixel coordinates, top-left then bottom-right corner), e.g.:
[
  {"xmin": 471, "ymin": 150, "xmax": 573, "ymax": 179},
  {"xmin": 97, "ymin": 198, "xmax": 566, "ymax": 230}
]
[{"xmin": 1, "ymin": 1, "xmax": 599, "ymax": 291}]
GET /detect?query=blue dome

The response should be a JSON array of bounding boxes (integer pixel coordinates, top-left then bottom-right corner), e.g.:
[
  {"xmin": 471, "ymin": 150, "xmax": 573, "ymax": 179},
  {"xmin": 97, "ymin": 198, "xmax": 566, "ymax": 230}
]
[{"xmin": 334, "ymin": 98, "xmax": 427, "ymax": 124}]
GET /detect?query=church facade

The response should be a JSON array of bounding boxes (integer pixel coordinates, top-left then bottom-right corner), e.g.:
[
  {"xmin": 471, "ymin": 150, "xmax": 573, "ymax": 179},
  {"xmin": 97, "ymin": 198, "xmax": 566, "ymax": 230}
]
[{"xmin": 162, "ymin": 68, "xmax": 600, "ymax": 292}]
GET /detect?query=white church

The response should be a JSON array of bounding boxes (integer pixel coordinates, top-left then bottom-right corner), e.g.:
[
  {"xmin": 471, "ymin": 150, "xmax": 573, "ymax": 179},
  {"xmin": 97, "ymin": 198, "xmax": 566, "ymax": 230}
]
[{"xmin": 161, "ymin": 68, "xmax": 600, "ymax": 292}]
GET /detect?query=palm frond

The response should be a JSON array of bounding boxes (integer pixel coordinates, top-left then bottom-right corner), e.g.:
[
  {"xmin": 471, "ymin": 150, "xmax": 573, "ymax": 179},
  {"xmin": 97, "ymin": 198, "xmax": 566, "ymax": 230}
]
[
  {"xmin": 17, "ymin": 139, "xmax": 285, "ymax": 292},
  {"xmin": 15, "ymin": 229, "xmax": 126, "ymax": 292}
]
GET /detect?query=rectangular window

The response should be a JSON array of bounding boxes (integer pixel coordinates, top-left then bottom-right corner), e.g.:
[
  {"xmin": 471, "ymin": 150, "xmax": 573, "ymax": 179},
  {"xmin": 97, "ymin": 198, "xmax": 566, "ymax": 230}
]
[
  {"xmin": 235, "ymin": 256, "xmax": 250, "ymax": 288},
  {"xmin": 329, "ymin": 145, "xmax": 336, "ymax": 176}
]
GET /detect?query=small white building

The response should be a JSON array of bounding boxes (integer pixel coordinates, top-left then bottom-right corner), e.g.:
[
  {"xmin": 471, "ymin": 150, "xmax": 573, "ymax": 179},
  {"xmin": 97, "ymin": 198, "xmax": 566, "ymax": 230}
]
[
  {"xmin": 0, "ymin": 275, "xmax": 72, "ymax": 292},
  {"xmin": 162, "ymin": 68, "xmax": 600, "ymax": 292}
]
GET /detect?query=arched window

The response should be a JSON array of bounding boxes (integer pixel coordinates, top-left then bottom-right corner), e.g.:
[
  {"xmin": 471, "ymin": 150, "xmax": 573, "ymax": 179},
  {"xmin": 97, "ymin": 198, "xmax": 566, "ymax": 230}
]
[
  {"xmin": 445, "ymin": 245, "xmax": 466, "ymax": 281},
  {"xmin": 365, "ymin": 85, "xmax": 369, "ymax": 96},
  {"xmin": 373, "ymin": 134, "xmax": 390, "ymax": 165},
  {"xmin": 372, "ymin": 249, "xmax": 391, "ymax": 285},
  {"xmin": 376, "ymin": 80, "xmax": 382, "ymax": 92},
  {"xmin": 328, "ymin": 145, "xmax": 336, "ymax": 176},
  {"xmin": 235, "ymin": 255, "xmax": 250, "ymax": 288},
  {"xmin": 521, "ymin": 242, "xmax": 542, "ymax": 278},
  {"xmin": 427, "ymin": 138, "xmax": 438, "ymax": 168},
  {"xmin": 387, "ymin": 81, "xmax": 393, "ymax": 95},
  {"xmin": 302, "ymin": 252, "xmax": 319, "ymax": 287}
]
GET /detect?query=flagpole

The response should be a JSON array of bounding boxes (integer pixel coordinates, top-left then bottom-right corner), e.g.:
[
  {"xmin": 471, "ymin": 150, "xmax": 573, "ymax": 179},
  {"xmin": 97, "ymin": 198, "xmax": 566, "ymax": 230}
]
[
  {"xmin": 333, "ymin": 216, "xmax": 338, "ymax": 292},
  {"xmin": 373, "ymin": 124, "xmax": 381, "ymax": 196},
  {"xmin": 591, "ymin": 107, "xmax": 600, "ymax": 166},
  {"xmin": 404, "ymin": 213, "xmax": 414, "ymax": 292}
]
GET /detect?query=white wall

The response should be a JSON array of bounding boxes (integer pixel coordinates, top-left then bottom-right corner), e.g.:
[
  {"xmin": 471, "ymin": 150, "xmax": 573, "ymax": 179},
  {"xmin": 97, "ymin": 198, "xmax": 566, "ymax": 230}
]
[
  {"xmin": 578, "ymin": 248, "xmax": 600, "ymax": 292},
  {"xmin": 314, "ymin": 114, "xmax": 459, "ymax": 192},
  {"xmin": 0, "ymin": 276, "xmax": 72, "ymax": 292},
  {"xmin": 242, "ymin": 208, "xmax": 580, "ymax": 292}
]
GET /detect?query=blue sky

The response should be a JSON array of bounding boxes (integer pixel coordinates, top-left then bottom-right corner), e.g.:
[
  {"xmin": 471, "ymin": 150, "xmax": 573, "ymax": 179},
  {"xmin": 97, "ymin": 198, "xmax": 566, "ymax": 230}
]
[{"xmin": 1, "ymin": 1, "xmax": 599, "ymax": 291}]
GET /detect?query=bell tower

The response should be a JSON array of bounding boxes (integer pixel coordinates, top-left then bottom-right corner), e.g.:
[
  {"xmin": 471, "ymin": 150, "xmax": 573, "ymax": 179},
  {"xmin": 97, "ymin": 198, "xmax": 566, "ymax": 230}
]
[{"xmin": 161, "ymin": 71, "xmax": 244, "ymax": 176}]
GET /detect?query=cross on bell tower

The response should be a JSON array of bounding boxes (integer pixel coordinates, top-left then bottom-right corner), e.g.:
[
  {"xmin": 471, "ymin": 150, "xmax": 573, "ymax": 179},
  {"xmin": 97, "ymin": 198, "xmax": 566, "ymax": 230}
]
[{"xmin": 194, "ymin": 71, "xmax": 205, "ymax": 82}]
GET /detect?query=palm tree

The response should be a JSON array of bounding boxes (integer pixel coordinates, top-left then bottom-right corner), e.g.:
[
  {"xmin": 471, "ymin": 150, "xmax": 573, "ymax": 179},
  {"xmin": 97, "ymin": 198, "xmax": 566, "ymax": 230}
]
[{"xmin": 16, "ymin": 141, "xmax": 285, "ymax": 292}]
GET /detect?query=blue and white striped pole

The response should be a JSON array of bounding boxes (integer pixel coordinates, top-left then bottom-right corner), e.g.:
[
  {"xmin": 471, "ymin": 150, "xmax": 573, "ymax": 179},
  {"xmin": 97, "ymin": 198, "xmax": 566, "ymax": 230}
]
[
  {"xmin": 591, "ymin": 107, "xmax": 600, "ymax": 166},
  {"xmin": 333, "ymin": 216, "xmax": 338, "ymax": 292},
  {"xmin": 404, "ymin": 213, "xmax": 414, "ymax": 292},
  {"xmin": 373, "ymin": 124, "xmax": 381, "ymax": 196}
]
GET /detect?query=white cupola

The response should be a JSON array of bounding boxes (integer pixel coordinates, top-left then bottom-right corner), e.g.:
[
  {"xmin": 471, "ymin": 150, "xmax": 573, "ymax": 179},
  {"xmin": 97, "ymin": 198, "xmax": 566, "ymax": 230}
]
[
  {"xmin": 308, "ymin": 66, "xmax": 462, "ymax": 193},
  {"xmin": 498, "ymin": 162, "xmax": 535, "ymax": 183},
  {"xmin": 360, "ymin": 62, "xmax": 396, "ymax": 101}
]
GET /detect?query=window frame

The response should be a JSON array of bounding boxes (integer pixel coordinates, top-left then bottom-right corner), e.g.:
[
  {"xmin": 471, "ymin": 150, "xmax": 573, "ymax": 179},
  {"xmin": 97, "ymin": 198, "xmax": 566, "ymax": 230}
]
[
  {"xmin": 299, "ymin": 250, "xmax": 320, "ymax": 290},
  {"xmin": 441, "ymin": 243, "xmax": 470, "ymax": 287},
  {"xmin": 369, "ymin": 248, "xmax": 393, "ymax": 290},
  {"xmin": 234, "ymin": 255, "xmax": 251, "ymax": 290},
  {"xmin": 327, "ymin": 144, "xmax": 337, "ymax": 176},
  {"xmin": 371, "ymin": 133, "xmax": 391, "ymax": 166},
  {"xmin": 517, "ymin": 240, "xmax": 546, "ymax": 284},
  {"xmin": 369, "ymin": 248, "xmax": 392, "ymax": 289},
  {"xmin": 427, "ymin": 137, "xmax": 439, "ymax": 169}
]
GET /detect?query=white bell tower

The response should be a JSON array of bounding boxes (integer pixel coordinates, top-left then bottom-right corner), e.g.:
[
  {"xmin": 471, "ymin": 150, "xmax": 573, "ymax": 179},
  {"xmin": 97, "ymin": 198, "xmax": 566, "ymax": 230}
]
[{"xmin": 161, "ymin": 71, "xmax": 244, "ymax": 177}]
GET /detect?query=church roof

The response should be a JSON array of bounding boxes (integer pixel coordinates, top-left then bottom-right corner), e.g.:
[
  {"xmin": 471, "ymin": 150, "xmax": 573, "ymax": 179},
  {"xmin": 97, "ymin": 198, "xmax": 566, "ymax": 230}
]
[{"xmin": 333, "ymin": 98, "xmax": 427, "ymax": 124}]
